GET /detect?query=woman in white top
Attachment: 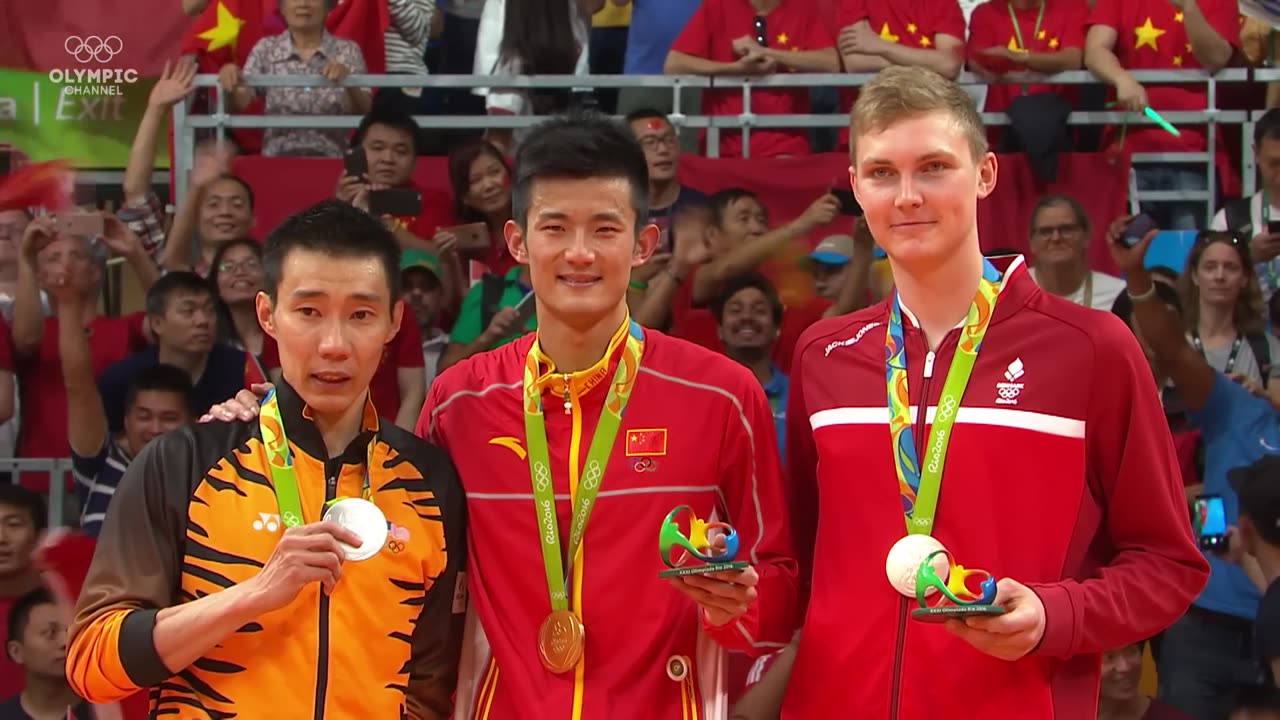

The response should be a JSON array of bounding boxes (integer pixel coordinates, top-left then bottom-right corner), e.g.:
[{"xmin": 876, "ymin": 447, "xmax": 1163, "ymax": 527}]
[
  {"xmin": 473, "ymin": 0, "xmax": 600, "ymax": 153},
  {"xmin": 1179, "ymin": 230, "xmax": 1280, "ymax": 408}
]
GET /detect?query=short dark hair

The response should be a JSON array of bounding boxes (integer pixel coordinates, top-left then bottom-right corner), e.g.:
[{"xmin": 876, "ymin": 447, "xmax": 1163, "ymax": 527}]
[
  {"xmin": 125, "ymin": 363, "xmax": 196, "ymax": 416},
  {"xmin": 262, "ymin": 200, "xmax": 401, "ymax": 306},
  {"xmin": 624, "ymin": 108, "xmax": 670, "ymax": 129},
  {"xmin": 1230, "ymin": 455, "xmax": 1280, "ymax": 547},
  {"xmin": 0, "ymin": 483, "xmax": 45, "ymax": 533},
  {"xmin": 209, "ymin": 175, "xmax": 256, "ymax": 210},
  {"xmin": 5, "ymin": 588, "xmax": 54, "ymax": 658},
  {"xmin": 145, "ymin": 271, "xmax": 213, "ymax": 317},
  {"xmin": 1111, "ymin": 281, "xmax": 1182, "ymax": 329},
  {"xmin": 711, "ymin": 272, "xmax": 784, "ymax": 326},
  {"xmin": 709, "ymin": 188, "xmax": 763, "ymax": 228},
  {"xmin": 1256, "ymin": 108, "xmax": 1280, "ymax": 147},
  {"xmin": 351, "ymin": 106, "xmax": 421, "ymax": 156},
  {"xmin": 511, "ymin": 111, "xmax": 650, "ymax": 231}
]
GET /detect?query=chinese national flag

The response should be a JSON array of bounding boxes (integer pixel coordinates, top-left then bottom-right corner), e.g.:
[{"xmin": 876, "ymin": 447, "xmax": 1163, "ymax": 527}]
[
  {"xmin": 327, "ymin": 0, "xmax": 390, "ymax": 74},
  {"xmin": 179, "ymin": 0, "xmax": 274, "ymax": 73},
  {"xmin": 625, "ymin": 429, "xmax": 668, "ymax": 457}
]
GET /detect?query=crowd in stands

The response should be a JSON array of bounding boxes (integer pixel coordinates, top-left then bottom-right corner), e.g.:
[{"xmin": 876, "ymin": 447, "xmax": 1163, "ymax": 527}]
[{"xmin": 4, "ymin": 0, "xmax": 1280, "ymax": 716}]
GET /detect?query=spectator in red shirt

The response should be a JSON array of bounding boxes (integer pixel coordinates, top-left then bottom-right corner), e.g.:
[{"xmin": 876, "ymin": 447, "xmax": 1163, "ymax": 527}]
[
  {"xmin": 834, "ymin": 0, "xmax": 964, "ymax": 147},
  {"xmin": 446, "ymin": 139, "xmax": 517, "ymax": 280},
  {"xmin": 1084, "ymin": 0, "xmax": 1237, "ymax": 229},
  {"xmin": 966, "ymin": 0, "xmax": 1088, "ymax": 114},
  {"xmin": 0, "ymin": 484, "xmax": 44, "ymax": 701},
  {"xmin": 665, "ymin": 0, "xmax": 839, "ymax": 158},
  {"xmin": 11, "ymin": 217, "xmax": 151, "ymax": 492}
]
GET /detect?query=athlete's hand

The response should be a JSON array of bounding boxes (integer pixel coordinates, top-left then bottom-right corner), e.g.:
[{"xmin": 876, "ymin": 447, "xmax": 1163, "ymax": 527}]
[
  {"xmin": 944, "ymin": 578, "xmax": 1046, "ymax": 661},
  {"xmin": 669, "ymin": 565, "xmax": 760, "ymax": 627},
  {"xmin": 245, "ymin": 521, "xmax": 363, "ymax": 613},
  {"xmin": 200, "ymin": 383, "xmax": 273, "ymax": 423}
]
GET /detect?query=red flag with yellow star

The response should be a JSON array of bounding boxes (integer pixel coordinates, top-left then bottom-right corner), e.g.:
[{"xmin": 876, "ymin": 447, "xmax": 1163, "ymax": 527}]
[{"xmin": 179, "ymin": 0, "xmax": 274, "ymax": 72}]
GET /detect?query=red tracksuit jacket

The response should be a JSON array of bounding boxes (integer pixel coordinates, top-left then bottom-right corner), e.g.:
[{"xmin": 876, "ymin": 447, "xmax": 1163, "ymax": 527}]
[
  {"xmin": 783, "ymin": 257, "xmax": 1208, "ymax": 719},
  {"xmin": 418, "ymin": 327, "xmax": 798, "ymax": 720}
]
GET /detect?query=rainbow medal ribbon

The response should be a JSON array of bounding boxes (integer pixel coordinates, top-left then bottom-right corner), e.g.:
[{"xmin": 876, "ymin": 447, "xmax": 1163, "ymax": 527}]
[{"xmin": 880, "ymin": 260, "xmax": 1008, "ymax": 621}]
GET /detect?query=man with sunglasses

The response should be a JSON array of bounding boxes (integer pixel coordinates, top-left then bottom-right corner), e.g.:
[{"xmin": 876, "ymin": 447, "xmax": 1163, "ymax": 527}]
[
  {"xmin": 664, "ymin": 0, "xmax": 840, "ymax": 158},
  {"xmin": 1107, "ymin": 218, "xmax": 1280, "ymax": 719}
]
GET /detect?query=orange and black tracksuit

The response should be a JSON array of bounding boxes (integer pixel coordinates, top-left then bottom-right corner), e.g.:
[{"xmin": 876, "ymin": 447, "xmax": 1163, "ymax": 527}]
[{"xmin": 66, "ymin": 380, "xmax": 467, "ymax": 719}]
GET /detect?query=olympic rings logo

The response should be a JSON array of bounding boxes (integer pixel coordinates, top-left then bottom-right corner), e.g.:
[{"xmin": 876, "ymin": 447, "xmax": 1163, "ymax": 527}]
[
  {"xmin": 581, "ymin": 462, "xmax": 602, "ymax": 490},
  {"xmin": 936, "ymin": 394, "xmax": 958, "ymax": 422},
  {"xmin": 65, "ymin": 36, "xmax": 123, "ymax": 64},
  {"xmin": 631, "ymin": 457, "xmax": 657, "ymax": 473},
  {"xmin": 387, "ymin": 540, "xmax": 405, "ymax": 553},
  {"xmin": 533, "ymin": 462, "xmax": 550, "ymax": 492},
  {"xmin": 998, "ymin": 386, "xmax": 1020, "ymax": 400}
]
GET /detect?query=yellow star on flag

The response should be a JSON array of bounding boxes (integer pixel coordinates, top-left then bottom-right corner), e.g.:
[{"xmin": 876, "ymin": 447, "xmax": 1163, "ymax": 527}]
[
  {"xmin": 1049, "ymin": 37, "xmax": 1060, "ymax": 48},
  {"xmin": 919, "ymin": 35, "xmax": 932, "ymax": 47},
  {"xmin": 777, "ymin": 32, "xmax": 789, "ymax": 45},
  {"xmin": 197, "ymin": 0, "xmax": 245, "ymax": 53},
  {"xmin": 907, "ymin": 22, "xmax": 918, "ymax": 34},
  {"xmin": 1174, "ymin": 10, "xmax": 1184, "ymax": 22},
  {"xmin": 879, "ymin": 22, "xmax": 899, "ymax": 43},
  {"xmin": 1172, "ymin": 54, "xmax": 1183, "ymax": 65},
  {"xmin": 1008, "ymin": 36, "xmax": 1021, "ymax": 50},
  {"xmin": 1133, "ymin": 17, "xmax": 1165, "ymax": 51},
  {"xmin": 1037, "ymin": 29, "xmax": 1047, "ymax": 39}
]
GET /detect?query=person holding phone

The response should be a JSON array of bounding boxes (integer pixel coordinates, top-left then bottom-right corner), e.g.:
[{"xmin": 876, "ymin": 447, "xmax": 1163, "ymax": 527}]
[
  {"xmin": 784, "ymin": 66, "xmax": 1207, "ymax": 720},
  {"xmin": 1208, "ymin": 110, "xmax": 1280, "ymax": 302},
  {"xmin": 1108, "ymin": 215, "xmax": 1280, "ymax": 717}
]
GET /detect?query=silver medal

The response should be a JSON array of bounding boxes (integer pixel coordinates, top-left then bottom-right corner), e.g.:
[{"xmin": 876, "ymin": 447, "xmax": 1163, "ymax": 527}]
[{"xmin": 322, "ymin": 498, "xmax": 388, "ymax": 562}]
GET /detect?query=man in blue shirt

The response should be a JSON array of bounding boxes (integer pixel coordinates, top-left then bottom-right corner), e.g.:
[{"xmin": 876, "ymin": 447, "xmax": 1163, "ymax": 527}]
[
  {"xmin": 1109, "ymin": 217, "xmax": 1280, "ymax": 718},
  {"xmin": 614, "ymin": 0, "xmax": 705, "ymax": 151},
  {"xmin": 712, "ymin": 272, "xmax": 788, "ymax": 461},
  {"xmin": 96, "ymin": 271, "xmax": 248, "ymax": 432}
]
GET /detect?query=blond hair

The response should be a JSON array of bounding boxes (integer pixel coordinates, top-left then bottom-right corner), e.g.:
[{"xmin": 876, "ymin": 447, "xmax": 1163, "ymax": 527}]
[{"xmin": 848, "ymin": 66, "xmax": 989, "ymax": 162}]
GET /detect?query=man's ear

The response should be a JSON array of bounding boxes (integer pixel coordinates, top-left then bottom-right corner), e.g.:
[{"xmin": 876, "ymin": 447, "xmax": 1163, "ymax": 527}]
[
  {"xmin": 255, "ymin": 291, "xmax": 276, "ymax": 339},
  {"xmin": 504, "ymin": 220, "xmax": 527, "ymax": 263},
  {"xmin": 976, "ymin": 152, "xmax": 998, "ymax": 200},
  {"xmin": 388, "ymin": 298, "xmax": 404, "ymax": 344},
  {"xmin": 633, "ymin": 224, "xmax": 660, "ymax": 267}
]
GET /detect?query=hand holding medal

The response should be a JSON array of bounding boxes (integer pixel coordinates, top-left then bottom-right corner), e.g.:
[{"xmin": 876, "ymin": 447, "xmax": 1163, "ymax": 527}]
[{"xmin": 659, "ymin": 505, "xmax": 759, "ymax": 627}]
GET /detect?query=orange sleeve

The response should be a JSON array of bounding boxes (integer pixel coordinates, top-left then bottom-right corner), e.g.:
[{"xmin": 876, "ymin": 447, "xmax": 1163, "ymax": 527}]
[{"xmin": 66, "ymin": 430, "xmax": 192, "ymax": 702}]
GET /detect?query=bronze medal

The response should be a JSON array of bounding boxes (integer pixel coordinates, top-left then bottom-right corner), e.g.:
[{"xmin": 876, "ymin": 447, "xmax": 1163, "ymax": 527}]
[{"xmin": 537, "ymin": 610, "xmax": 585, "ymax": 673}]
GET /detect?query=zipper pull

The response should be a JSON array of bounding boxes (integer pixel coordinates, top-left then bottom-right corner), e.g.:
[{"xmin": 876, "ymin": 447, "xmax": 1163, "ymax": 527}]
[
  {"xmin": 923, "ymin": 351, "xmax": 936, "ymax": 379},
  {"xmin": 562, "ymin": 373, "xmax": 572, "ymax": 414}
]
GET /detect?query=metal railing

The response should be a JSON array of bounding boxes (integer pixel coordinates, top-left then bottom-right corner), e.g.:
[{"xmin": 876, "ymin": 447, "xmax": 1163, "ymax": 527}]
[
  {"xmin": 175, "ymin": 69, "xmax": 1254, "ymax": 222},
  {"xmin": 1, "ymin": 459, "xmax": 76, "ymax": 529}
]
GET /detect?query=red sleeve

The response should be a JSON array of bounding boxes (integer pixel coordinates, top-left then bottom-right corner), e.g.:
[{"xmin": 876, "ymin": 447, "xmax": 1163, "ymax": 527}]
[
  {"xmin": 1197, "ymin": 0, "xmax": 1241, "ymax": 47},
  {"xmin": 125, "ymin": 312, "xmax": 148, "ymax": 351},
  {"xmin": 670, "ymin": 0, "xmax": 713, "ymax": 57},
  {"xmin": 702, "ymin": 362, "xmax": 799, "ymax": 654},
  {"xmin": 259, "ymin": 335, "xmax": 281, "ymax": 371},
  {"xmin": 965, "ymin": 2, "xmax": 999, "ymax": 55},
  {"xmin": 835, "ymin": 0, "xmax": 867, "ymax": 26},
  {"xmin": 0, "ymin": 315, "xmax": 12, "ymax": 371},
  {"xmin": 1057, "ymin": 0, "xmax": 1089, "ymax": 49},
  {"xmin": 1028, "ymin": 314, "xmax": 1209, "ymax": 658},
  {"xmin": 929, "ymin": 0, "xmax": 966, "ymax": 39},
  {"xmin": 784, "ymin": 335, "xmax": 819, "ymax": 604},
  {"xmin": 395, "ymin": 305, "xmax": 425, "ymax": 369},
  {"xmin": 1087, "ymin": 0, "xmax": 1119, "ymax": 30}
]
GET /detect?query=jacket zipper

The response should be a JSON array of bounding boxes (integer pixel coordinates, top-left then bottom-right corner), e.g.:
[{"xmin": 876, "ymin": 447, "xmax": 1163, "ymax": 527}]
[
  {"xmin": 889, "ymin": 347, "xmax": 936, "ymax": 720},
  {"xmin": 314, "ymin": 463, "xmax": 338, "ymax": 720}
]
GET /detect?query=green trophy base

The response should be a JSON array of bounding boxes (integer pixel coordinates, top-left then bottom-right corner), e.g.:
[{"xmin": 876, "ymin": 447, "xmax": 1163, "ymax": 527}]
[
  {"xmin": 658, "ymin": 561, "xmax": 749, "ymax": 578},
  {"xmin": 910, "ymin": 605, "xmax": 1006, "ymax": 623}
]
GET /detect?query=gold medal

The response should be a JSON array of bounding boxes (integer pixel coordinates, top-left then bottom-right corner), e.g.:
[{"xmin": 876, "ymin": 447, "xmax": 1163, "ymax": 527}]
[{"xmin": 537, "ymin": 610, "xmax": 585, "ymax": 673}]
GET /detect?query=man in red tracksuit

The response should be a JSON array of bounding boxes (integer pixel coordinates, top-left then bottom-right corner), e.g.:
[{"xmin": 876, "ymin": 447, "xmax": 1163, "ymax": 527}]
[
  {"xmin": 783, "ymin": 66, "xmax": 1208, "ymax": 718},
  {"xmin": 419, "ymin": 113, "xmax": 798, "ymax": 719}
]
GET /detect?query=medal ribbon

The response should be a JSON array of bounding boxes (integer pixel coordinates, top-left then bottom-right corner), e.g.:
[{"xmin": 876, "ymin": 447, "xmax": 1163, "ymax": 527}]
[
  {"xmin": 886, "ymin": 260, "xmax": 1007, "ymax": 536},
  {"xmin": 259, "ymin": 387, "xmax": 373, "ymax": 529},
  {"xmin": 523, "ymin": 319, "xmax": 644, "ymax": 611},
  {"xmin": 1006, "ymin": 0, "xmax": 1045, "ymax": 96},
  {"xmin": 1191, "ymin": 331, "xmax": 1244, "ymax": 375}
]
